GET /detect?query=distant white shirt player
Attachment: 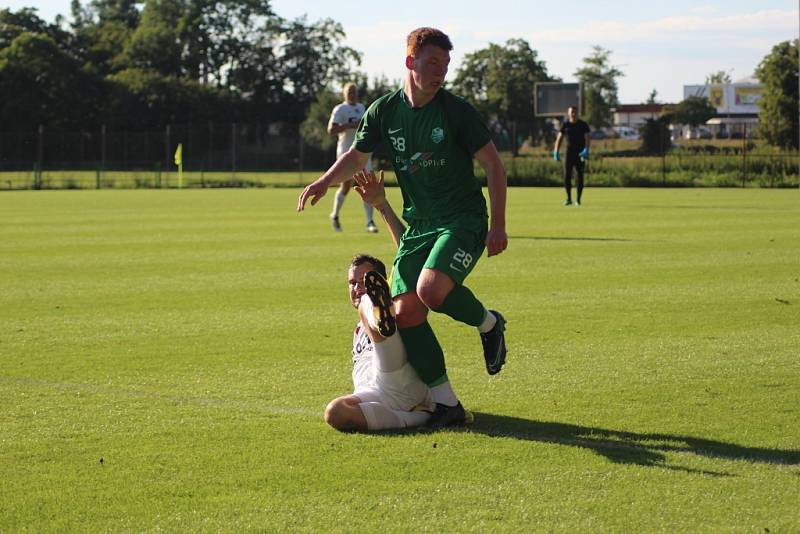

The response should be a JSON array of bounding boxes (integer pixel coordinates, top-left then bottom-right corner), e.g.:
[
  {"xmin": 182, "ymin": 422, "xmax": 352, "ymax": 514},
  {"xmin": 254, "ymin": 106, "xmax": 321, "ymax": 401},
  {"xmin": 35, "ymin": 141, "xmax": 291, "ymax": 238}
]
[{"xmin": 327, "ymin": 83, "xmax": 377, "ymax": 233}]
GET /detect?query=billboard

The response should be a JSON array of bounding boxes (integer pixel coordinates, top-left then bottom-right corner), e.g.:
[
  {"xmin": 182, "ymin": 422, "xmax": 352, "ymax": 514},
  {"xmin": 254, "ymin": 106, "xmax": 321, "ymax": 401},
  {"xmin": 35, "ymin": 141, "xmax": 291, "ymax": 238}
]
[
  {"xmin": 535, "ymin": 82, "xmax": 581, "ymax": 117},
  {"xmin": 683, "ymin": 83, "xmax": 763, "ymax": 114}
]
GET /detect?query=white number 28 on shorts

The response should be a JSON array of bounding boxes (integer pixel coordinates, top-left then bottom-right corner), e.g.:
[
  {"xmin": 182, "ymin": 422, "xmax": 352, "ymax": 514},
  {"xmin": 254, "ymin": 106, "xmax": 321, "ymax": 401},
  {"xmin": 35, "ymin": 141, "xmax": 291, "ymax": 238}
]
[{"xmin": 450, "ymin": 248, "xmax": 473, "ymax": 272}]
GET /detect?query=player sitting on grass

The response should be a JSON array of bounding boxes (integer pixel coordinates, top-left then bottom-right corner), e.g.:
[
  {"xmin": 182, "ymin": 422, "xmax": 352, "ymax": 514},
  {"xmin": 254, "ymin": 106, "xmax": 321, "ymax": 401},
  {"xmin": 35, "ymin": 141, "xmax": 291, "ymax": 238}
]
[{"xmin": 325, "ymin": 255, "xmax": 473, "ymax": 431}]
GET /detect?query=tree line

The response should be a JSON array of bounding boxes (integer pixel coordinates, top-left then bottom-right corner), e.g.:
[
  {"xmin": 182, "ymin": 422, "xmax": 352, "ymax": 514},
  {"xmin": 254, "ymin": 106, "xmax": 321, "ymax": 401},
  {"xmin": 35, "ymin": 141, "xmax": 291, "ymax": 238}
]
[
  {"xmin": 0, "ymin": 1, "xmax": 361, "ymax": 131},
  {"xmin": 1, "ymin": 2, "xmax": 796, "ymax": 155},
  {"xmin": 0, "ymin": 2, "xmax": 624, "ymax": 151}
]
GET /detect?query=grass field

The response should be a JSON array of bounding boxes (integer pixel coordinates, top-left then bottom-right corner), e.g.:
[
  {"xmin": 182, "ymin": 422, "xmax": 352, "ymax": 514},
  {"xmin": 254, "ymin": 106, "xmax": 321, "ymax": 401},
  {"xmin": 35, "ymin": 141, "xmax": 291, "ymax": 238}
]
[{"xmin": 1, "ymin": 187, "xmax": 798, "ymax": 532}]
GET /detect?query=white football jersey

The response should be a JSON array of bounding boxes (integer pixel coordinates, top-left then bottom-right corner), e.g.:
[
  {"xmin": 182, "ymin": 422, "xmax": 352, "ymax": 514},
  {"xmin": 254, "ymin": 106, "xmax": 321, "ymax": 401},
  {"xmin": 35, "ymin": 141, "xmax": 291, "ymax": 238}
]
[
  {"xmin": 329, "ymin": 102, "xmax": 366, "ymax": 156},
  {"xmin": 351, "ymin": 323, "xmax": 375, "ymax": 391},
  {"xmin": 350, "ymin": 322, "xmax": 432, "ymax": 412}
]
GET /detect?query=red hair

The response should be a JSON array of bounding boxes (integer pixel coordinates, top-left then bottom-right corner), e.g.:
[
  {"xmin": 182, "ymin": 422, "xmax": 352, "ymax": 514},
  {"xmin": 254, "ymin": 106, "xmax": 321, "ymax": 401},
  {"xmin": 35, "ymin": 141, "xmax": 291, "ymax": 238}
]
[{"xmin": 406, "ymin": 27, "xmax": 453, "ymax": 57}]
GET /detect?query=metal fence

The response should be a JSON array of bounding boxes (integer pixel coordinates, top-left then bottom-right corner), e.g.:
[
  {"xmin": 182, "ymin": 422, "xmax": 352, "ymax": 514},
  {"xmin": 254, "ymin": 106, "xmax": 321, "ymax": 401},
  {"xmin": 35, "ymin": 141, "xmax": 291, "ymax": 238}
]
[
  {"xmin": 0, "ymin": 122, "xmax": 333, "ymax": 175},
  {"xmin": 1, "ymin": 123, "xmax": 798, "ymax": 189}
]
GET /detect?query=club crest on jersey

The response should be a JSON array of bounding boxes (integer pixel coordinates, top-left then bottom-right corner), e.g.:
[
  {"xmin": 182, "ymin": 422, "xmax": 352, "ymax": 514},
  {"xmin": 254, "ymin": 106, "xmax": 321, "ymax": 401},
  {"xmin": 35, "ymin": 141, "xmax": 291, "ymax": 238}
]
[{"xmin": 431, "ymin": 127, "xmax": 445, "ymax": 144}]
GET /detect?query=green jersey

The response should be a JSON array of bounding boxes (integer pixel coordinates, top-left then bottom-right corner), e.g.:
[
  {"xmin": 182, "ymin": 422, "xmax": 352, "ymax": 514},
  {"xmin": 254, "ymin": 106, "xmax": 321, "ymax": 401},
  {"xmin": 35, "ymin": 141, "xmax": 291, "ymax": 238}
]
[{"xmin": 354, "ymin": 88, "xmax": 492, "ymax": 223}]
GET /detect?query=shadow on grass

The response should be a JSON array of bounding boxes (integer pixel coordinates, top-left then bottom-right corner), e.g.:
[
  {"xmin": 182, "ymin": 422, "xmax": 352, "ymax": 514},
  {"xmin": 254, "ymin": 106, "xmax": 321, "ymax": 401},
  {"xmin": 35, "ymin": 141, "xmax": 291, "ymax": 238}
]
[
  {"xmin": 459, "ymin": 413, "xmax": 800, "ymax": 475},
  {"xmin": 509, "ymin": 235, "xmax": 633, "ymax": 242}
]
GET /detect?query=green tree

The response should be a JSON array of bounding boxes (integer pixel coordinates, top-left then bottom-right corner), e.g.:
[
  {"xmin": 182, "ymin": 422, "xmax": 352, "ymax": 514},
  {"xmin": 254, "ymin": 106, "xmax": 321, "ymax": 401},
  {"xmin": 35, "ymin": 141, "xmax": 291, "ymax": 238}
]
[
  {"xmin": 300, "ymin": 89, "xmax": 339, "ymax": 152},
  {"xmin": 673, "ymin": 96, "xmax": 717, "ymax": 127},
  {"xmin": 705, "ymin": 70, "xmax": 732, "ymax": 84},
  {"xmin": 1, "ymin": 7, "xmax": 73, "ymax": 50},
  {"xmin": 574, "ymin": 45, "xmax": 623, "ymax": 128},
  {"xmin": 639, "ymin": 116, "xmax": 671, "ymax": 155},
  {"xmin": 755, "ymin": 39, "xmax": 799, "ymax": 150},
  {"xmin": 0, "ymin": 31, "xmax": 100, "ymax": 129},
  {"xmin": 451, "ymin": 38, "xmax": 552, "ymax": 155},
  {"xmin": 350, "ymin": 72, "xmax": 397, "ymax": 107},
  {"xmin": 67, "ymin": 0, "xmax": 141, "ymax": 75},
  {"xmin": 1, "ymin": 1, "xmax": 365, "ymax": 131},
  {"xmin": 106, "ymin": 67, "xmax": 229, "ymax": 127},
  {"xmin": 277, "ymin": 17, "xmax": 361, "ymax": 116},
  {"xmin": 179, "ymin": 0, "xmax": 276, "ymax": 86},
  {"xmin": 645, "ymin": 89, "xmax": 658, "ymax": 104},
  {"xmin": 83, "ymin": 0, "xmax": 140, "ymax": 27},
  {"xmin": 120, "ymin": 0, "xmax": 182, "ymax": 76}
]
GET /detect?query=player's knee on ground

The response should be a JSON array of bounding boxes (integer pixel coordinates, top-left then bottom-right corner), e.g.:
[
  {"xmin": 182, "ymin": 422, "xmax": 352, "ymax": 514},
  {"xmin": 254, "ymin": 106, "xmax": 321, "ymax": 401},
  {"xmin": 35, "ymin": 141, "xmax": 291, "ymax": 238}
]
[{"xmin": 324, "ymin": 397, "xmax": 366, "ymax": 431}]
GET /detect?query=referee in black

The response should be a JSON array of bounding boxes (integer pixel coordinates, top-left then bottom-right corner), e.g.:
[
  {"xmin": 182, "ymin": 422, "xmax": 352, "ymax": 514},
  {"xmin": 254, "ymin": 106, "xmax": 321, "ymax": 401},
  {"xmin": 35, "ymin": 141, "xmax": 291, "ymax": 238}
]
[{"xmin": 553, "ymin": 106, "xmax": 591, "ymax": 206}]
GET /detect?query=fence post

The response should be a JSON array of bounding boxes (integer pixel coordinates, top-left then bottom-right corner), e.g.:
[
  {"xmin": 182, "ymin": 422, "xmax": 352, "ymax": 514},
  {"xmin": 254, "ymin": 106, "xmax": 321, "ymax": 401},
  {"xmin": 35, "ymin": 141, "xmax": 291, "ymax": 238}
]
[
  {"xmin": 208, "ymin": 121, "xmax": 214, "ymax": 172},
  {"xmin": 165, "ymin": 124, "xmax": 171, "ymax": 186},
  {"xmin": 100, "ymin": 124, "xmax": 106, "ymax": 189},
  {"xmin": 36, "ymin": 125, "xmax": 43, "ymax": 190},
  {"xmin": 741, "ymin": 124, "xmax": 747, "ymax": 188},
  {"xmin": 231, "ymin": 122, "xmax": 237, "ymax": 180},
  {"xmin": 298, "ymin": 130, "xmax": 305, "ymax": 181},
  {"xmin": 660, "ymin": 123, "xmax": 666, "ymax": 186}
]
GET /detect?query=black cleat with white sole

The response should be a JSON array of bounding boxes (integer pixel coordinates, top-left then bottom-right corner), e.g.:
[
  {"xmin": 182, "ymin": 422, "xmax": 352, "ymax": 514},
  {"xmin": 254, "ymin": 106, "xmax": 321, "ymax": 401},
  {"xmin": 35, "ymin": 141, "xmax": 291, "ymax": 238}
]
[{"xmin": 363, "ymin": 270, "xmax": 396, "ymax": 337}]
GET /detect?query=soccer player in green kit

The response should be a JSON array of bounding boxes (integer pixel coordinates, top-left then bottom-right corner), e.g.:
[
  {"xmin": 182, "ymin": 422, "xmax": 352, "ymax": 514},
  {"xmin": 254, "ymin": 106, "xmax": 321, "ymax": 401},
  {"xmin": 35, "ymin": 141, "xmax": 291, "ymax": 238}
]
[{"xmin": 298, "ymin": 27, "xmax": 508, "ymax": 428}]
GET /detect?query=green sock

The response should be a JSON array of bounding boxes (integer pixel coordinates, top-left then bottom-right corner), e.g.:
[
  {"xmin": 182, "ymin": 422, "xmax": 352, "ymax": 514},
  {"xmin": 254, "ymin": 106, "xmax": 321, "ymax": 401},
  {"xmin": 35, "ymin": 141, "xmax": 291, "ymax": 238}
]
[
  {"xmin": 398, "ymin": 321, "xmax": 448, "ymax": 387},
  {"xmin": 433, "ymin": 284, "xmax": 486, "ymax": 327}
]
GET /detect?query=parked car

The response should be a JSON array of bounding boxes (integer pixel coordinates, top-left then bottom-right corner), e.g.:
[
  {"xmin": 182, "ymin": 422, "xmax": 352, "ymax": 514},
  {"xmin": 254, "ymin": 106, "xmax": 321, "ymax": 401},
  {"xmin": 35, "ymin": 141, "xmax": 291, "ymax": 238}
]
[
  {"xmin": 684, "ymin": 127, "xmax": 713, "ymax": 140},
  {"xmin": 614, "ymin": 126, "xmax": 640, "ymax": 140},
  {"xmin": 589, "ymin": 129, "xmax": 607, "ymax": 139}
]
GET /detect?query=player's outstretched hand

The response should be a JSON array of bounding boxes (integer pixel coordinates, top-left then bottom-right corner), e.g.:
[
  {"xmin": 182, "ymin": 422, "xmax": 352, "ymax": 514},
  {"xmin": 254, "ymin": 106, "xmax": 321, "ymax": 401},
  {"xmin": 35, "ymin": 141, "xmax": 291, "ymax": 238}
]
[
  {"xmin": 485, "ymin": 227, "xmax": 508, "ymax": 257},
  {"xmin": 353, "ymin": 170, "xmax": 387, "ymax": 208},
  {"xmin": 297, "ymin": 178, "xmax": 330, "ymax": 211}
]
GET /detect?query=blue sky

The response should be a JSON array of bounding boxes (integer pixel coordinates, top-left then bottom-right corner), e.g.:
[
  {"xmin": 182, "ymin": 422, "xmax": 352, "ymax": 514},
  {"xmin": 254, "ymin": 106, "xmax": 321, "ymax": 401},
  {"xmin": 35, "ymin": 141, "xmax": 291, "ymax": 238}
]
[{"xmin": 7, "ymin": 0, "xmax": 799, "ymax": 103}]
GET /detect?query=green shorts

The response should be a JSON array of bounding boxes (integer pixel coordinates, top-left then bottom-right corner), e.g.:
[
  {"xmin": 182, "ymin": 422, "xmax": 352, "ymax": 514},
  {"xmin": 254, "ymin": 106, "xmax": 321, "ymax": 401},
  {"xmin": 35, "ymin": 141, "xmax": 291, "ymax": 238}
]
[{"xmin": 390, "ymin": 213, "xmax": 488, "ymax": 297}]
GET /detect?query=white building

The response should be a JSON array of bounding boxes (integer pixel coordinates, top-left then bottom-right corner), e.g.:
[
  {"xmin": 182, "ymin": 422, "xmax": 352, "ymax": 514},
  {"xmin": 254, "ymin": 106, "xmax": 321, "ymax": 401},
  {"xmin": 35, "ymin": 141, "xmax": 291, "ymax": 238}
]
[{"xmin": 683, "ymin": 78, "xmax": 763, "ymax": 137}]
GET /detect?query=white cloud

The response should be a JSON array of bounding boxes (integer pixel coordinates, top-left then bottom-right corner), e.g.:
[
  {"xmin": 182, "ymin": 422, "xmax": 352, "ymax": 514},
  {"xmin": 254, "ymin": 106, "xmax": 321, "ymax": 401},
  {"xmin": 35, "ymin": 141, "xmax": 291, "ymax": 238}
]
[
  {"xmin": 521, "ymin": 9, "xmax": 798, "ymax": 46},
  {"xmin": 690, "ymin": 5, "xmax": 720, "ymax": 15}
]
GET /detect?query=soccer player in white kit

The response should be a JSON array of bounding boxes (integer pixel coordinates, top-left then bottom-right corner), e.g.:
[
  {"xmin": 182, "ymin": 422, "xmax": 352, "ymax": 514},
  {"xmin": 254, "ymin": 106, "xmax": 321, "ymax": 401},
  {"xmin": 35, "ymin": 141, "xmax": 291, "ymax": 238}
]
[
  {"xmin": 327, "ymin": 83, "xmax": 377, "ymax": 233},
  {"xmin": 324, "ymin": 255, "xmax": 433, "ymax": 431}
]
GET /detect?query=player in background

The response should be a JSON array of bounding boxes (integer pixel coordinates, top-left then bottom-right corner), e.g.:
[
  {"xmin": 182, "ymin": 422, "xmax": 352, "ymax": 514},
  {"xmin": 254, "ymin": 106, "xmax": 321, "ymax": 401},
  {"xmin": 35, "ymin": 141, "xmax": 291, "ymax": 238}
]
[
  {"xmin": 327, "ymin": 83, "xmax": 378, "ymax": 233},
  {"xmin": 298, "ymin": 27, "xmax": 508, "ymax": 429},
  {"xmin": 553, "ymin": 106, "xmax": 591, "ymax": 206}
]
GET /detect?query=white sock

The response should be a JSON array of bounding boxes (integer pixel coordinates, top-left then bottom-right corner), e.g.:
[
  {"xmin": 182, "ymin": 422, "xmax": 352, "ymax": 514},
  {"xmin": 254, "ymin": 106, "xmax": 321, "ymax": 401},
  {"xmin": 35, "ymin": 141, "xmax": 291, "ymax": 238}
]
[
  {"xmin": 430, "ymin": 382, "xmax": 458, "ymax": 407},
  {"xmin": 331, "ymin": 191, "xmax": 346, "ymax": 218},
  {"xmin": 359, "ymin": 402, "xmax": 430, "ymax": 430},
  {"xmin": 372, "ymin": 333, "xmax": 406, "ymax": 373},
  {"xmin": 359, "ymin": 294, "xmax": 386, "ymax": 333},
  {"xmin": 363, "ymin": 202, "xmax": 374, "ymax": 223},
  {"xmin": 477, "ymin": 309, "xmax": 497, "ymax": 334},
  {"xmin": 360, "ymin": 294, "xmax": 379, "ymax": 331}
]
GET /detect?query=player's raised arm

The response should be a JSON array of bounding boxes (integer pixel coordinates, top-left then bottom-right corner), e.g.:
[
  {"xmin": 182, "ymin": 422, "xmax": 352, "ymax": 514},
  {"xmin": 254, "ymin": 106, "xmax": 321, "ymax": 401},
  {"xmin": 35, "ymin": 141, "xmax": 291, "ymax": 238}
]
[
  {"xmin": 474, "ymin": 140, "xmax": 508, "ymax": 257},
  {"xmin": 297, "ymin": 148, "xmax": 371, "ymax": 211},
  {"xmin": 353, "ymin": 170, "xmax": 405, "ymax": 249}
]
